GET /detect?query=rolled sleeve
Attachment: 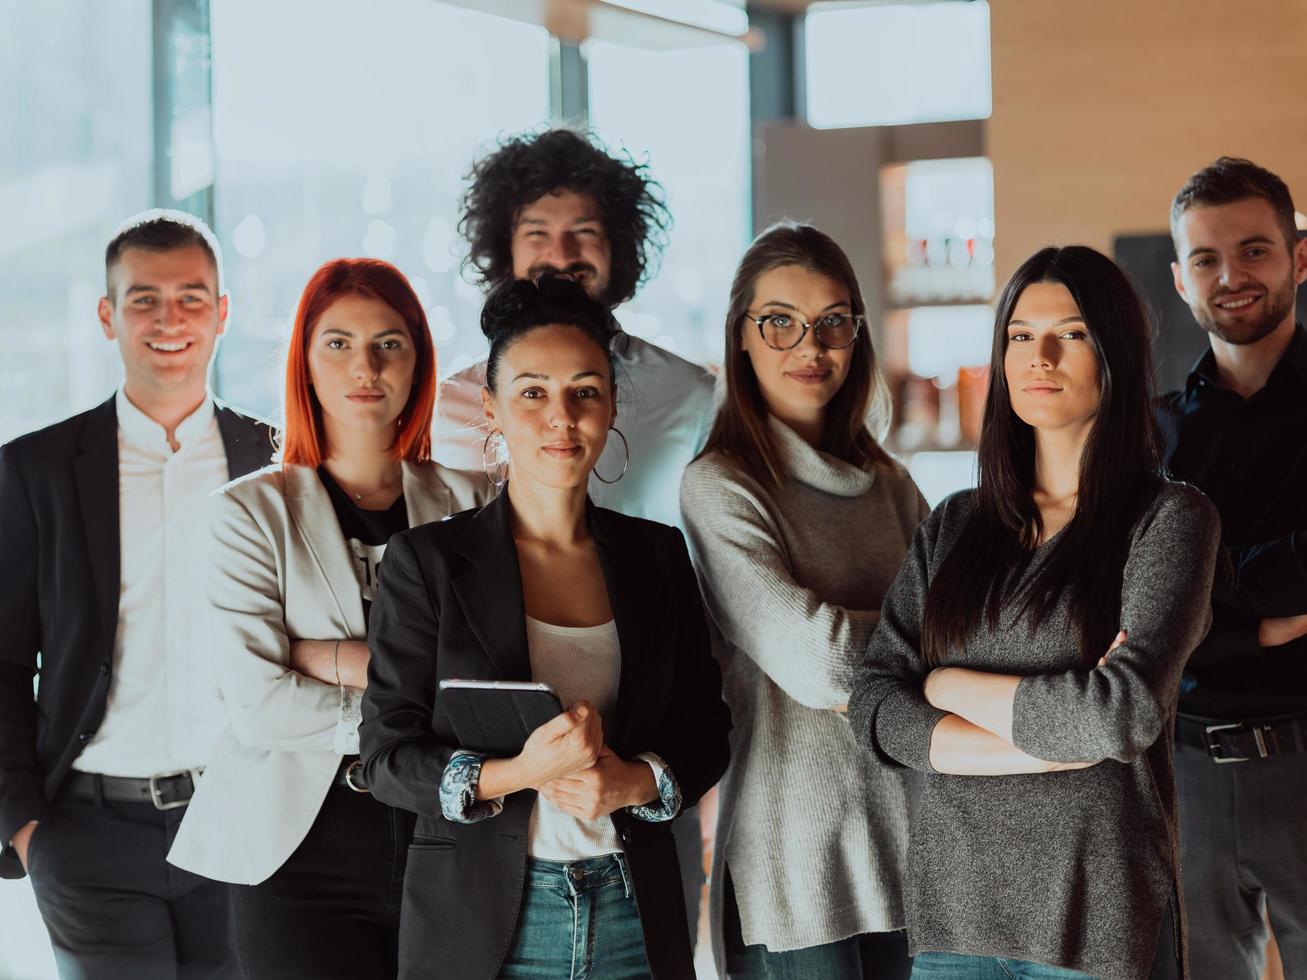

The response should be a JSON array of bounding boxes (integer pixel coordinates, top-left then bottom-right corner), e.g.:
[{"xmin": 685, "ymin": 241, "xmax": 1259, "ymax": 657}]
[
  {"xmin": 438, "ymin": 750, "xmax": 504, "ymax": 824},
  {"xmin": 627, "ymin": 751, "xmax": 682, "ymax": 822}
]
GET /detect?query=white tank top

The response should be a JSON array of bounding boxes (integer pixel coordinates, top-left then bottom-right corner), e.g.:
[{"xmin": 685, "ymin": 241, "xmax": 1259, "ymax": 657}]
[{"xmin": 524, "ymin": 615, "xmax": 623, "ymax": 860}]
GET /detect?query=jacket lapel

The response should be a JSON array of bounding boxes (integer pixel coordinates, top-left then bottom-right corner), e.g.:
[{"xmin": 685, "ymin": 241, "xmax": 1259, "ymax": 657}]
[
  {"xmin": 591, "ymin": 507, "xmax": 664, "ymax": 755},
  {"xmin": 72, "ymin": 397, "xmax": 121, "ymax": 660},
  {"xmin": 284, "ymin": 465, "xmax": 367, "ymax": 637},
  {"xmin": 401, "ymin": 460, "xmax": 453, "ymax": 528},
  {"xmin": 450, "ymin": 491, "xmax": 531, "ymax": 681},
  {"xmin": 214, "ymin": 402, "xmax": 274, "ymax": 480}
]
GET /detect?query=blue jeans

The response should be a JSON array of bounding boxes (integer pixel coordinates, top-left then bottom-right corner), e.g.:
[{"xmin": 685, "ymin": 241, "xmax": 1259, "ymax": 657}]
[
  {"xmin": 498, "ymin": 853, "xmax": 651, "ymax": 980},
  {"xmin": 910, "ymin": 953, "xmax": 1091, "ymax": 978}
]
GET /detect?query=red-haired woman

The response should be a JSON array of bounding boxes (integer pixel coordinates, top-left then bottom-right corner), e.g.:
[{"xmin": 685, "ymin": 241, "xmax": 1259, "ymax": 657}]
[{"xmin": 168, "ymin": 258, "xmax": 488, "ymax": 978}]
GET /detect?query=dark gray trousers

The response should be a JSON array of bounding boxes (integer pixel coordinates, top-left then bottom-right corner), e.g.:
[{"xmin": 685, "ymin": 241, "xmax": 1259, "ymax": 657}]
[
  {"xmin": 25, "ymin": 786, "xmax": 235, "ymax": 980},
  {"xmin": 1175, "ymin": 740, "xmax": 1307, "ymax": 979}
]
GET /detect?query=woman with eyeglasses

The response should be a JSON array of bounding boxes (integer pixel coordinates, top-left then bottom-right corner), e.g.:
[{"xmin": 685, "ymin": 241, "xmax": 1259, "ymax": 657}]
[
  {"xmin": 680, "ymin": 223, "xmax": 925, "ymax": 979},
  {"xmin": 849, "ymin": 246, "xmax": 1220, "ymax": 979}
]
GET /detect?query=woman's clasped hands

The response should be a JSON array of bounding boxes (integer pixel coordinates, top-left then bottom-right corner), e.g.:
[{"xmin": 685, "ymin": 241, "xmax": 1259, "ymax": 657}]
[{"xmin": 512, "ymin": 701, "xmax": 657, "ymax": 821}]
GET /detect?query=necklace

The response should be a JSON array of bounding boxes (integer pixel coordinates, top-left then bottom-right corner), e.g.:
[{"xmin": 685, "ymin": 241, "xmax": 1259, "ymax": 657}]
[{"xmin": 326, "ymin": 468, "xmax": 399, "ymax": 502}]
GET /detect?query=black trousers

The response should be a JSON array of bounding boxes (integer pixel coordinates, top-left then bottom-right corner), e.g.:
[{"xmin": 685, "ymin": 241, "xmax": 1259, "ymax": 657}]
[
  {"xmin": 228, "ymin": 784, "xmax": 414, "ymax": 980},
  {"xmin": 25, "ymin": 784, "xmax": 235, "ymax": 980},
  {"xmin": 1175, "ymin": 739, "xmax": 1307, "ymax": 979}
]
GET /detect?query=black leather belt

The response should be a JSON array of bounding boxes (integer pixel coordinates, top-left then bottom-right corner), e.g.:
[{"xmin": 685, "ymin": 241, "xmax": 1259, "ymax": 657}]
[
  {"xmin": 65, "ymin": 768, "xmax": 202, "ymax": 810},
  {"xmin": 1178, "ymin": 715, "xmax": 1307, "ymax": 763},
  {"xmin": 335, "ymin": 757, "xmax": 369, "ymax": 793}
]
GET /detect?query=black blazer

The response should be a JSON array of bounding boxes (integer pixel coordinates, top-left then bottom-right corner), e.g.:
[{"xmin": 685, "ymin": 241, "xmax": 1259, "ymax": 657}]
[
  {"xmin": 360, "ymin": 490, "xmax": 731, "ymax": 980},
  {"xmin": 0, "ymin": 394, "xmax": 273, "ymax": 879}
]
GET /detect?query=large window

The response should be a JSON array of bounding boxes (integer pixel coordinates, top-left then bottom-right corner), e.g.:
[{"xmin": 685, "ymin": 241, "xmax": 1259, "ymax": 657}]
[
  {"xmin": 586, "ymin": 38, "xmax": 751, "ymax": 367},
  {"xmin": 805, "ymin": 0, "xmax": 991, "ymax": 129},
  {"xmin": 210, "ymin": 0, "xmax": 552, "ymax": 419},
  {"xmin": 0, "ymin": 0, "xmax": 153, "ymax": 444}
]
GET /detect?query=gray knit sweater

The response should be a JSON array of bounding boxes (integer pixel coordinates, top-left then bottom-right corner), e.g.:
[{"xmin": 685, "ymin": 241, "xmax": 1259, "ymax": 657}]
[
  {"xmin": 848, "ymin": 482, "xmax": 1220, "ymax": 980},
  {"xmin": 680, "ymin": 419, "xmax": 929, "ymax": 971}
]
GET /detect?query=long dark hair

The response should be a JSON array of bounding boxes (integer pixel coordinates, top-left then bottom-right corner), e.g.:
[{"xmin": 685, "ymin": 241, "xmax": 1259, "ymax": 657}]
[
  {"xmin": 921, "ymin": 246, "xmax": 1162, "ymax": 666},
  {"xmin": 699, "ymin": 222, "xmax": 892, "ymax": 487}
]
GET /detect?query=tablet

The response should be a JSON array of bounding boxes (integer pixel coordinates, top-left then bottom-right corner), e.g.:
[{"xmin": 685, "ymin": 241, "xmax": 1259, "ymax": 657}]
[{"xmin": 438, "ymin": 679, "xmax": 564, "ymax": 756}]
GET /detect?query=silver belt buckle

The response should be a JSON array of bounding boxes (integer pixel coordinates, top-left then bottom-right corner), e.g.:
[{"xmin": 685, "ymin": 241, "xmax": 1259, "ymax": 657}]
[
  {"xmin": 148, "ymin": 767, "xmax": 200, "ymax": 810},
  {"xmin": 343, "ymin": 760, "xmax": 370, "ymax": 794},
  {"xmin": 1205, "ymin": 723, "xmax": 1249, "ymax": 764}
]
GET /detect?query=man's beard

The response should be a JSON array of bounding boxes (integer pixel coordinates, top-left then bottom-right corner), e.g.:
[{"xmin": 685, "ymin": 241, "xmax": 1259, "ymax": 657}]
[
  {"xmin": 528, "ymin": 261, "xmax": 598, "ymax": 291},
  {"xmin": 1193, "ymin": 273, "xmax": 1296, "ymax": 345}
]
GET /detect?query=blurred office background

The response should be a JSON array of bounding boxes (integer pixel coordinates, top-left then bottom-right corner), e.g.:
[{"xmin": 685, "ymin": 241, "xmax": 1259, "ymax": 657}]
[{"xmin": 3, "ymin": 1, "xmax": 1306, "ymax": 977}]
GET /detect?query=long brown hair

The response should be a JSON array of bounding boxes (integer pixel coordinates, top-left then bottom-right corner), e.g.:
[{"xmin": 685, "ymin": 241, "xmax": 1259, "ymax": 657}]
[{"xmin": 699, "ymin": 222, "xmax": 892, "ymax": 486}]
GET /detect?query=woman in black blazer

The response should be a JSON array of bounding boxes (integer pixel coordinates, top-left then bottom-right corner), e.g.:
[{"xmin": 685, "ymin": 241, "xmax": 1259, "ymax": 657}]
[{"xmin": 360, "ymin": 274, "xmax": 731, "ymax": 980}]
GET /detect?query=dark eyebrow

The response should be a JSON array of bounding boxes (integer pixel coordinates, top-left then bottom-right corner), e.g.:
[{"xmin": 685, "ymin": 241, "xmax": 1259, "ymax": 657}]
[
  {"xmin": 1186, "ymin": 235, "xmax": 1276, "ymax": 260},
  {"xmin": 125, "ymin": 281, "xmax": 212, "ymax": 296},
  {"xmin": 517, "ymin": 215, "xmax": 602, "ymax": 228},
  {"xmin": 758, "ymin": 299, "xmax": 852, "ymax": 313},
  {"xmin": 512, "ymin": 370, "xmax": 605, "ymax": 383},
  {"xmin": 1008, "ymin": 316, "xmax": 1086, "ymax": 328}
]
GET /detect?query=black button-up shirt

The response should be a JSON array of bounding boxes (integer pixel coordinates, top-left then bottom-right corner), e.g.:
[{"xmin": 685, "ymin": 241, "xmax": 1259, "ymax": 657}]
[{"xmin": 1157, "ymin": 323, "xmax": 1307, "ymax": 719}]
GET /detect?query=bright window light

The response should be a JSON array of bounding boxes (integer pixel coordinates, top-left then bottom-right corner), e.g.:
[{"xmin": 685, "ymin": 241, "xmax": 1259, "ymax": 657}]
[{"xmin": 805, "ymin": 1, "xmax": 991, "ymax": 129}]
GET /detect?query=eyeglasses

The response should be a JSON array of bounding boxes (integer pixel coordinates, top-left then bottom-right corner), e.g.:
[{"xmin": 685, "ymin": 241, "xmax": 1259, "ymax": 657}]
[{"xmin": 743, "ymin": 312, "xmax": 864, "ymax": 351}]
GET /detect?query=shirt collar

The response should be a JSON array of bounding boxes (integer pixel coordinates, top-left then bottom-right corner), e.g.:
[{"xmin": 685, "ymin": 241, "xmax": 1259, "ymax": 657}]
[
  {"xmin": 1185, "ymin": 321, "xmax": 1307, "ymax": 396},
  {"xmin": 116, "ymin": 386, "xmax": 216, "ymax": 455}
]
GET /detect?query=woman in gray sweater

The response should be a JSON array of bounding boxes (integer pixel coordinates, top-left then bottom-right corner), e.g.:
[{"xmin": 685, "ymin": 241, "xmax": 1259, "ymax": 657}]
[
  {"xmin": 681, "ymin": 223, "xmax": 926, "ymax": 979},
  {"xmin": 850, "ymin": 246, "xmax": 1221, "ymax": 980}
]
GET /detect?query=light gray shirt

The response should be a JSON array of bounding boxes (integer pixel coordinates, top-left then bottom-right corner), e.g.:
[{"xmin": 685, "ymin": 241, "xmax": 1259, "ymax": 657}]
[
  {"xmin": 849, "ymin": 482, "xmax": 1220, "ymax": 980},
  {"xmin": 681, "ymin": 419, "xmax": 929, "ymax": 966},
  {"xmin": 433, "ymin": 332, "xmax": 716, "ymax": 530}
]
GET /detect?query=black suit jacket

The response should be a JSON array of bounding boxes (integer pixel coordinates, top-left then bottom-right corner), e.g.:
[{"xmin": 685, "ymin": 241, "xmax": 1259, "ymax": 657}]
[
  {"xmin": 0, "ymin": 394, "xmax": 273, "ymax": 878},
  {"xmin": 360, "ymin": 490, "xmax": 731, "ymax": 980}
]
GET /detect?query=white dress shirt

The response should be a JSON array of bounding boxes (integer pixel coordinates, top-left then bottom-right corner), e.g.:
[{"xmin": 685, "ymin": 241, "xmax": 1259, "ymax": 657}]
[
  {"xmin": 74, "ymin": 389, "xmax": 231, "ymax": 777},
  {"xmin": 433, "ymin": 332, "xmax": 717, "ymax": 530}
]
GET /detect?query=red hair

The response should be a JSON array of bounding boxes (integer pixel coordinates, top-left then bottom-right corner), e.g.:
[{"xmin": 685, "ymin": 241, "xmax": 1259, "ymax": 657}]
[{"xmin": 281, "ymin": 258, "xmax": 436, "ymax": 467}]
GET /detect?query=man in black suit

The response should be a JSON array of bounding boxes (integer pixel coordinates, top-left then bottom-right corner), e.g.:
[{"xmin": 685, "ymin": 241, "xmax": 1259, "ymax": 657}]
[{"xmin": 0, "ymin": 210, "xmax": 273, "ymax": 978}]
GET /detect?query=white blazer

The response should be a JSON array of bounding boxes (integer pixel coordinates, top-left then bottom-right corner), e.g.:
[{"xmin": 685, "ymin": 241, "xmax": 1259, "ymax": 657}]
[{"xmin": 168, "ymin": 460, "xmax": 489, "ymax": 885}]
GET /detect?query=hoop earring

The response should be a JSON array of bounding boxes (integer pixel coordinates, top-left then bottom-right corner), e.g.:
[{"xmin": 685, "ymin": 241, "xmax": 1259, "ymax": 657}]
[
  {"xmin": 592, "ymin": 426, "xmax": 630, "ymax": 484},
  {"xmin": 482, "ymin": 430, "xmax": 509, "ymax": 490}
]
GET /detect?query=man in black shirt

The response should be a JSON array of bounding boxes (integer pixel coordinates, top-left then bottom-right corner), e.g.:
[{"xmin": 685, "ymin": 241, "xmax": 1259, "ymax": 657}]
[{"xmin": 1161, "ymin": 157, "xmax": 1307, "ymax": 979}]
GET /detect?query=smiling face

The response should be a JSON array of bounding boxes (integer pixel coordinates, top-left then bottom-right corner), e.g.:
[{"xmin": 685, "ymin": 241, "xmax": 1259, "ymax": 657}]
[
  {"xmin": 1003, "ymin": 282, "xmax": 1101, "ymax": 435},
  {"xmin": 1172, "ymin": 197, "xmax": 1305, "ymax": 345},
  {"xmin": 510, "ymin": 190, "xmax": 612, "ymax": 301},
  {"xmin": 740, "ymin": 264, "xmax": 857, "ymax": 436},
  {"xmin": 306, "ymin": 294, "xmax": 417, "ymax": 448},
  {"xmin": 481, "ymin": 324, "xmax": 616, "ymax": 492},
  {"xmin": 97, "ymin": 244, "xmax": 227, "ymax": 401}
]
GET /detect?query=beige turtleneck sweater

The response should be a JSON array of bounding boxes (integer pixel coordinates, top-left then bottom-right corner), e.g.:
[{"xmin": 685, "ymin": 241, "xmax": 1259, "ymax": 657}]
[{"xmin": 679, "ymin": 418, "xmax": 929, "ymax": 969}]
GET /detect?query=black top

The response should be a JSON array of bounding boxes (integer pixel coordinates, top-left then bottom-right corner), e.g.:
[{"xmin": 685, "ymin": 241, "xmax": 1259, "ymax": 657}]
[
  {"xmin": 317, "ymin": 468, "xmax": 407, "ymax": 627},
  {"xmin": 1157, "ymin": 322, "xmax": 1307, "ymax": 719}
]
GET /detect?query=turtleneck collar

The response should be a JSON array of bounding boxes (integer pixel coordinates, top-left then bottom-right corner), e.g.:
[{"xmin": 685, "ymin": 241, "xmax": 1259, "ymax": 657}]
[{"xmin": 767, "ymin": 415, "xmax": 875, "ymax": 497}]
